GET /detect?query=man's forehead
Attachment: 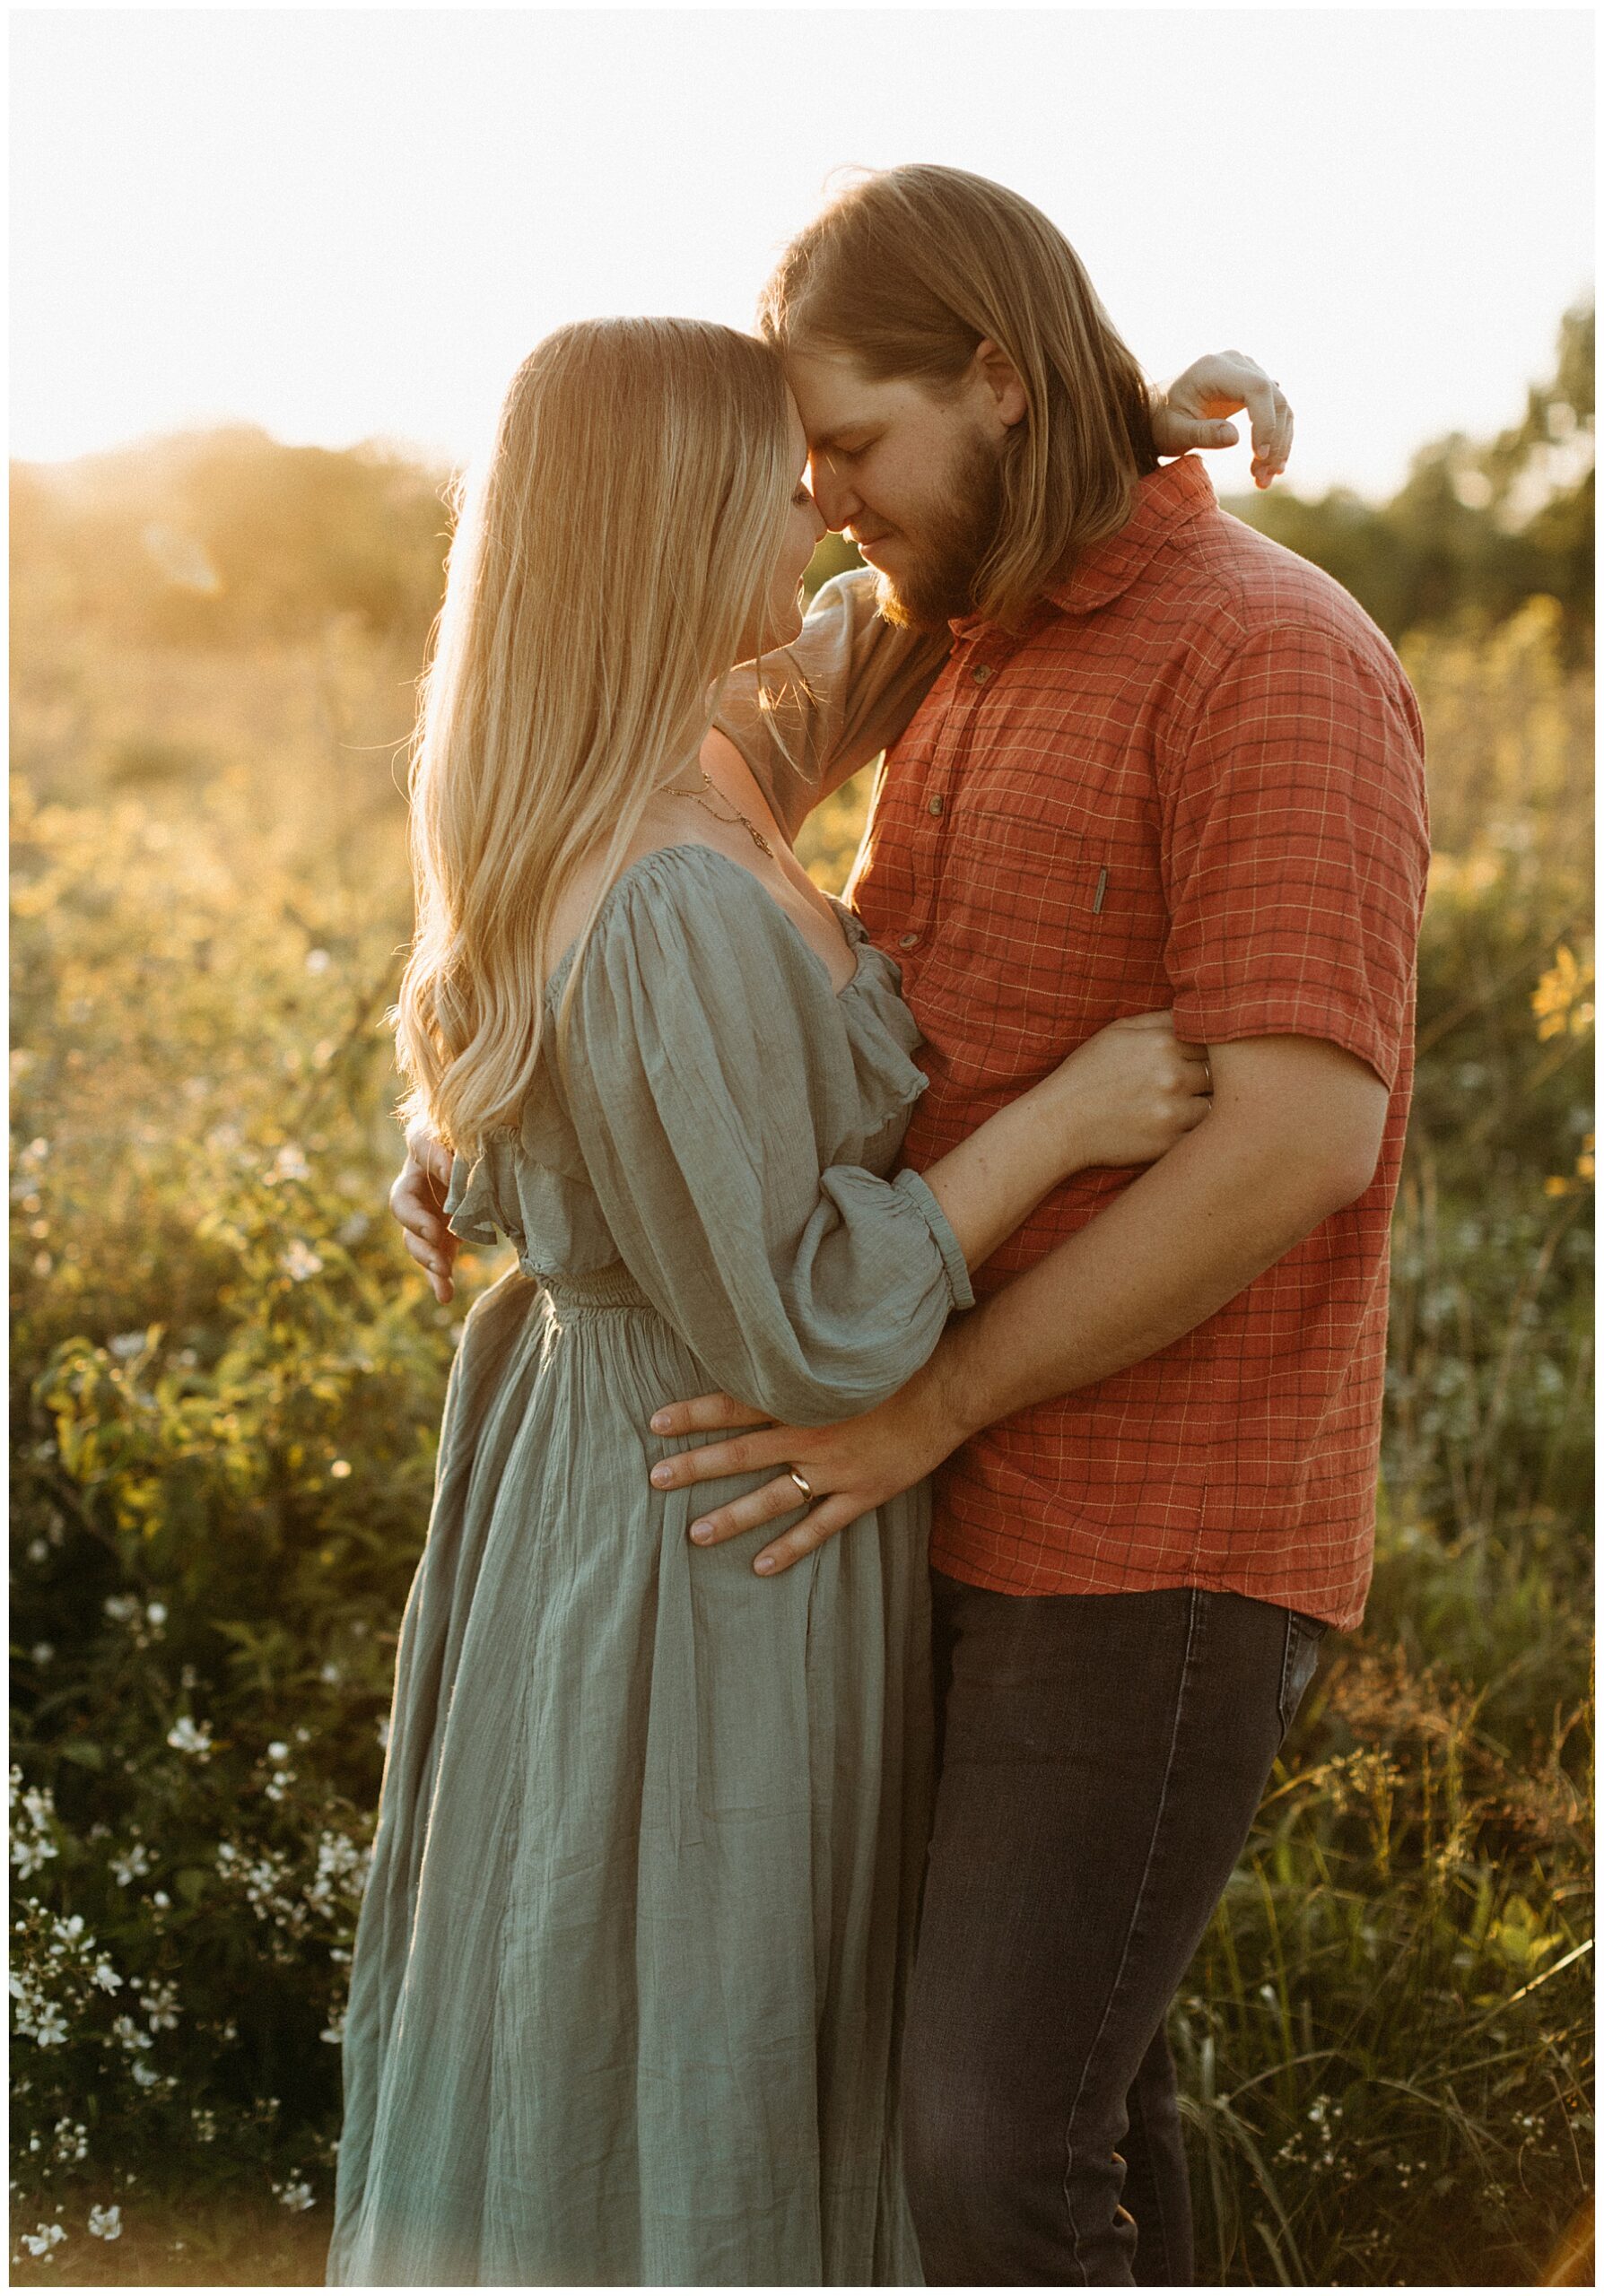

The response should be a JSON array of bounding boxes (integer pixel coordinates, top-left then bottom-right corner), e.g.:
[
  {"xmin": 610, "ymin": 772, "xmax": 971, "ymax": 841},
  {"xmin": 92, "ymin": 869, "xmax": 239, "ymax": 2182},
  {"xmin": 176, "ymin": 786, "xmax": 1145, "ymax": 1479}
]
[{"xmin": 782, "ymin": 348, "xmax": 899, "ymax": 446}]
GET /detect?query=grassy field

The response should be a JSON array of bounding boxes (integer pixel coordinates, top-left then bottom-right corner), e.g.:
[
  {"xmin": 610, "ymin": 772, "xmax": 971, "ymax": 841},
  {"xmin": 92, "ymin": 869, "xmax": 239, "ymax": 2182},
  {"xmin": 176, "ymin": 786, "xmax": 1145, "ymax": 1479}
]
[{"xmin": 10, "ymin": 583, "xmax": 1592, "ymax": 2285}]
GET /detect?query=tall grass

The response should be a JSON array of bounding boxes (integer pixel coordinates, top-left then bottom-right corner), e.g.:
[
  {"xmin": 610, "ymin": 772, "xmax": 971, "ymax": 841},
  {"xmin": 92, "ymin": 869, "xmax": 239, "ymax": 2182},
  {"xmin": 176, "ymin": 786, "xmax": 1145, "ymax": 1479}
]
[{"xmin": 10, "ymin": 596, "xmax": 1592, "ymax": 2283}]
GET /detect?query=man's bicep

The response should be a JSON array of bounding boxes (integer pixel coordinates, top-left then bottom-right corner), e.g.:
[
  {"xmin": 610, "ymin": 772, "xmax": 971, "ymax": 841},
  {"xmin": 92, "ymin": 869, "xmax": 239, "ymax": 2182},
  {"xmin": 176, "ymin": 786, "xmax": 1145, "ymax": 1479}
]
[{"xmin": 1207, "ymin": 1034, "xmax": 1390, "ymax": 1202}]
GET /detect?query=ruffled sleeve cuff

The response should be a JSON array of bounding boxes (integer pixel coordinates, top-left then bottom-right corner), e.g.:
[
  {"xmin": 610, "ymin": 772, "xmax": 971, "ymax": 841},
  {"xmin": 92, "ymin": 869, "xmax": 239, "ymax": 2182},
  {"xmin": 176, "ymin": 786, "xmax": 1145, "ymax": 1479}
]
[
  {"xmin": 891, "ymin": 1167, "xmax": 975, "ymax": 1313},
  {"xmin": 442, "ymin": 1138, "xmax": 522, "ymax": 1254}
]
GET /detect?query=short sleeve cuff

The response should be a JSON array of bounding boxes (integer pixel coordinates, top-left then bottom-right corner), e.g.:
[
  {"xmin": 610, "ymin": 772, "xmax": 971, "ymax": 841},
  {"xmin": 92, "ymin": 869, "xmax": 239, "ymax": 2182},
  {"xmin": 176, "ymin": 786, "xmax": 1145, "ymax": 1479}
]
[
  {"xmin": 1170, "ymin": 987, "xmax": 1404, "ymax": 1090},
  {"xmin": 892, "ymin": 1166, "xmax": 976, "ymax": 1312}
]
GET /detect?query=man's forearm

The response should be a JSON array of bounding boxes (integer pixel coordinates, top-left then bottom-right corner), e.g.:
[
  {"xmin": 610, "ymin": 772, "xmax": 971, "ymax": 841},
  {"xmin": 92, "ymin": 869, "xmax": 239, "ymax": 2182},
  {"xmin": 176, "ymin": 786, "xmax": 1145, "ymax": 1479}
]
[
  {"xmin": 929, "ymin": 1109, "xmax": 1356, "ymax": 1442},
  {"xmin": 714, "ymin": 571, "xmax": 947, "ymax": 844}
]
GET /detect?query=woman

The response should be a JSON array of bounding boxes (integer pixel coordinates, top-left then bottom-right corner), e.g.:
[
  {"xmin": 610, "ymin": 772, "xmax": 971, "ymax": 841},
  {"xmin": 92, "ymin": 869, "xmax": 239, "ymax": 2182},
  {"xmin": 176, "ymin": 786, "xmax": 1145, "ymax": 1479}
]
[{"xmin": 327, "ymin": 317, "xmax": 1211, "ymax": 2287}]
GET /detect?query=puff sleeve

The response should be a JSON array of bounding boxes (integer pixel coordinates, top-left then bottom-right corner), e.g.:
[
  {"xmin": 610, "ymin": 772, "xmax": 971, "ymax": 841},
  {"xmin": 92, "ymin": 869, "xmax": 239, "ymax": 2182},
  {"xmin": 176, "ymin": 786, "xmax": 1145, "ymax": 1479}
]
[{"xmin": 551, "ymin": 848, "xmax": 972, "ymax": 1426}]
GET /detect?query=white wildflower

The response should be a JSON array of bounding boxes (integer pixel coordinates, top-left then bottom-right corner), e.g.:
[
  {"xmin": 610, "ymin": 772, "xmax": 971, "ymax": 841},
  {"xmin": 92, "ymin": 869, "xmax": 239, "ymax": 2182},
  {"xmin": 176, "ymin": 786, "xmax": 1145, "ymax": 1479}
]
[
  {"xmin": 130, "ymin": 2059, "xmax": 161, "ymax": 2089},
  {"xmin": 30, "ymin": 1642, "xmax": 55, "ymax": 1666},
  {"xmin": 110, "ymin": 2014, "xmax": 151, "ymax": 2053},
  {"xmin": 276, "ymin": 2179, "xmax": 315, "ymax": 2212},
  {"xmin": 145, "ymin": 1602, "xmax": 168, "ymax": 1628},
  {"xmin": 22, "ymin": 2223, "xmax": 65, "ymax": 2256},
  {"xmin": 320, "ymin": 2011, "xmax": 346, "ymax": 2045},
  {"xmin": 191, "ymin": 2107, "xmax": 217, "ymax": 2144},
  {"xmin": 91, "ymin": 1960, "xmax": 123, "ymax": 1995},
  {"xmin": 271, "ymin": 1143, "xmax": 311, "ymax": 1182},
  {"xmin": 266, "ymin": 1741, "xmax": 289, "ymax": 1760},
  {"xmin": 52, "ymin": 2118, "xmax": 88, "ymax": 2165},
  {"xmin": 140, "ymin": 1982, "xmax": 179, "ymax": 2031},
  {"xmin": 280, "ymin": 1239, "xmax": 324, "ymax": 1282},
  {"xmin": 165, "ymin": 1716, "xmax": 213, "ymax": 1759},
  {"xmin": 87, "ymin": 2204, "xmax": 122, "ymax": 2240},
  {"xmin": 110, "ymin": 1841, "xmax": 153, "ymax": 1886},
  {"xmin": 13, "ymin": 1778, "xmax": 60, "ymax": 1880},
  {"xmin": 102, "ymin": 1594, "xmax": 140, "ymax": 1624},
  {"xmin": 34, "ymin": 2004, "xmax": 68, "ymax": 2048},
  {"xmin": 50, "ymin": 1914, "xmax": 85, "ymax": 1945}
]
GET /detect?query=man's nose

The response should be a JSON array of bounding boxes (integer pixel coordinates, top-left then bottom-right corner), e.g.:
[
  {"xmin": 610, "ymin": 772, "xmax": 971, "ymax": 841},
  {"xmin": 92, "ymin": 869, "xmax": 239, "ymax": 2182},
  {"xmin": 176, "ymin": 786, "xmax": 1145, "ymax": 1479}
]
[{"xmin": 808, "ymin": 457, "xmax": 861, "ymax": 535}]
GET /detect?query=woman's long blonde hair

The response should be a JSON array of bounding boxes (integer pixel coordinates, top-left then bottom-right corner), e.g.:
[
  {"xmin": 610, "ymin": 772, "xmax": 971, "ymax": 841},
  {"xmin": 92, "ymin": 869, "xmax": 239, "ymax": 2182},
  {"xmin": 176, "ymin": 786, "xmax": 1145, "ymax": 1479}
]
[
  {"xmin": 394, "ymin": 317, "xmax": 795, "ymax": 1153},
  {"xmin": 757, "ymin": 165, "xmax": 1157, "ymax": 629}
]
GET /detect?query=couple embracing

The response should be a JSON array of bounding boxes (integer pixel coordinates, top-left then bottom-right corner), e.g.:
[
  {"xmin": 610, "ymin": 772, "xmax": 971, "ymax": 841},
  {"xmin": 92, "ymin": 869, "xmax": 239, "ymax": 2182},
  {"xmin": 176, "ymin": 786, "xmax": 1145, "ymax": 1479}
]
[{"xmin": 327, "ymin": 166, "xmax": 1429, "ymax": 2288}]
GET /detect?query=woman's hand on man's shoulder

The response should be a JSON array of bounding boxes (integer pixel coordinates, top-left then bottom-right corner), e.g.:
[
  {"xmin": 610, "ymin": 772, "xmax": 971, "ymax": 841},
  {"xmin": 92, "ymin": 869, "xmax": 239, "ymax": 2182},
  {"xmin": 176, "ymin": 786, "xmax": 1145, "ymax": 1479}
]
[{"xmin": 1151, "ymin": 352, "xmax": 1294, "ymax": 489}]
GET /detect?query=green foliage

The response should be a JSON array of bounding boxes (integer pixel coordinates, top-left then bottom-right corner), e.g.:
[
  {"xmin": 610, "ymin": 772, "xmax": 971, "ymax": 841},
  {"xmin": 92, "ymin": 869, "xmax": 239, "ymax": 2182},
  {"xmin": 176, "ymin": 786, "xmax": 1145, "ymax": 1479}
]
[
  {"xmin": 11, "ymin": 774, "xmax": 475, "ymax": 2275},
  {"xmin": 1174, "ymin": 1646, "xmax": 1591, "ymax": 2287},
  {"xmin": 1233, "ymin": 304, "xmax": 1594, "ymax": 657}
]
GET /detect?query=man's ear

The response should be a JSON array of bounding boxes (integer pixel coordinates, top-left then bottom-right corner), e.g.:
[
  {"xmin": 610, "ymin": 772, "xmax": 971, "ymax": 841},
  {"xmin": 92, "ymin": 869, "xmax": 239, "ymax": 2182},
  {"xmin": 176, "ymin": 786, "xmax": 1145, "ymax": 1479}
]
[{"xmin": 972, "ymin": 337, "xmax": 1029, "ymax": 430}]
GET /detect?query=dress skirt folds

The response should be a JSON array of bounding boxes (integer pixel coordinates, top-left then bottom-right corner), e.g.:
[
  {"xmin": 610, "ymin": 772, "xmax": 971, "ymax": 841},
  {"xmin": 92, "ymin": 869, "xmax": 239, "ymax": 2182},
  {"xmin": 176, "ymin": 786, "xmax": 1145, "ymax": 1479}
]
[{"xmin": 325, "ymin": 846, "xmax": 972, "ymax": 2286}]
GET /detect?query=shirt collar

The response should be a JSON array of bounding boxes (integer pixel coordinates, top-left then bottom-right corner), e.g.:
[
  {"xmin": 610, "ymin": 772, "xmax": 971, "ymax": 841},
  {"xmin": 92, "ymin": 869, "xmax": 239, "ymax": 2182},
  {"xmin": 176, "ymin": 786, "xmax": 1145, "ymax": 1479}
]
[{"xmin": 1041, "ymin": 453, "xmax": 1218, "ymax": 619}]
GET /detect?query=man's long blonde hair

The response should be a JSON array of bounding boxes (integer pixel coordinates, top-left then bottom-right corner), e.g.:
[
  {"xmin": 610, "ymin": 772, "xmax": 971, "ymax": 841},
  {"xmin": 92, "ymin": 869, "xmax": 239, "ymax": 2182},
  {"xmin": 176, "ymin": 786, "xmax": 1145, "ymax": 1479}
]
[
  {"xmin": 757, "ymin": 165, "xmax": 1157, "ymax": 628},
  {"xmin": 394, "ymin": 317, "xmax": 795, "ymax": 1154}
]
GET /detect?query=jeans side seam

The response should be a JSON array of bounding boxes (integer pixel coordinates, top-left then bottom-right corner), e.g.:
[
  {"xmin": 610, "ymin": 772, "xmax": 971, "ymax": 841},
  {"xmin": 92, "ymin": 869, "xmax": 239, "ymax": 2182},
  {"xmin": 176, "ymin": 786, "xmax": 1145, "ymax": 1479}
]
[
  {"xmin": 1060, "ymin": 1584, "xmax": 1207, "ymax": 2283},
  {"xmin": 1121, "ymin": 2057, "xmax": 1181, "ymax": 2286}
]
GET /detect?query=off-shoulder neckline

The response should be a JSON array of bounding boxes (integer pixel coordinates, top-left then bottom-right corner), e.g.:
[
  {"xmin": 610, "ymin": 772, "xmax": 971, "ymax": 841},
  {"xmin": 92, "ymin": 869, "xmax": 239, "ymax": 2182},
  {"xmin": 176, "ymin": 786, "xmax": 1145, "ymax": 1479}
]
[{"xmin": 543, "ymin": 841, "xmax": 872, "ymax": 1007}]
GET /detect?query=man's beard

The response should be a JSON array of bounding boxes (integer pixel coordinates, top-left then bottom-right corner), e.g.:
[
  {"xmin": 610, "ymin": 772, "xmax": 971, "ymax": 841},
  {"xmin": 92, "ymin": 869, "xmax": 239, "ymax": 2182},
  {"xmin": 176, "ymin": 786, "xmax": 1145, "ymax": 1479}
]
[{"xmin": 871, "ymin": 429, "xmax": 1007, "ymax": 633}]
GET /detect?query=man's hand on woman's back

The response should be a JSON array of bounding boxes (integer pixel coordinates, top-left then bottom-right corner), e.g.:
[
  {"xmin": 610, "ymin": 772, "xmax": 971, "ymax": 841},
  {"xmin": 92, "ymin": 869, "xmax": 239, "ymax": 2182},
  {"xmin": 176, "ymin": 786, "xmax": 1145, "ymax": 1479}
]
[{"xmin": 393, "ymin": 1127, "xmax": 458, "ymax": 1304}]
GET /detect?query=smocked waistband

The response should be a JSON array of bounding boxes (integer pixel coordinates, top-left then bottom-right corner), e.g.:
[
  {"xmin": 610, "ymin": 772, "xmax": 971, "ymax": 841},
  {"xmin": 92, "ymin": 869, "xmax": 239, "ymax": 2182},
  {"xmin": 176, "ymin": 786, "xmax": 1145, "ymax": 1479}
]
[{"xmin": 537, "ymin": 1264, "xmax": 653, "ymax": 1316}]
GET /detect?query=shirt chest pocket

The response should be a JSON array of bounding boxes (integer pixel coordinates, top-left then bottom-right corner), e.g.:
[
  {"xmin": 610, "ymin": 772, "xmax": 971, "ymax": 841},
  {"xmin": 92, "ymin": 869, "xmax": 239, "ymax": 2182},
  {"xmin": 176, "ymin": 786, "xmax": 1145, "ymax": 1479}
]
[{"xmin": 924, "ymin": 802, "xmax": 1172, "ymax": 1067}]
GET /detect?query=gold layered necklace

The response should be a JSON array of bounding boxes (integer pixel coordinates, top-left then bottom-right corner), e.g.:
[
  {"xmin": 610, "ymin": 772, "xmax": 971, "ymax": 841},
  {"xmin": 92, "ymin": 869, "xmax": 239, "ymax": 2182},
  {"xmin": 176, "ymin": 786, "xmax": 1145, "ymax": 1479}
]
[{"xmin": 665, "ymin": 767, "xmax": 775, "ymax": 859}]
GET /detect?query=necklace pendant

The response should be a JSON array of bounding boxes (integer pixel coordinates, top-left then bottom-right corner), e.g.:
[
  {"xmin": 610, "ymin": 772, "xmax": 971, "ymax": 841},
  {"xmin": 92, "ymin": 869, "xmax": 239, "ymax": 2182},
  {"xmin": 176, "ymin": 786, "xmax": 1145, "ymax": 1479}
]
[{"xmin": 668, "ymin": 768, "xmax": 775, "ymax": 859}]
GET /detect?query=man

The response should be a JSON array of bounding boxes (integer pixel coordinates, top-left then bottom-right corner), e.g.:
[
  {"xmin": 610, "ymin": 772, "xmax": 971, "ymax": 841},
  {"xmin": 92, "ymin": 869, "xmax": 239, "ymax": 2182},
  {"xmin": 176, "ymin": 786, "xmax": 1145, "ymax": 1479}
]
[{"xmin": 395, "ymin": 168, "xmax": 1429, "ymax": 2285}]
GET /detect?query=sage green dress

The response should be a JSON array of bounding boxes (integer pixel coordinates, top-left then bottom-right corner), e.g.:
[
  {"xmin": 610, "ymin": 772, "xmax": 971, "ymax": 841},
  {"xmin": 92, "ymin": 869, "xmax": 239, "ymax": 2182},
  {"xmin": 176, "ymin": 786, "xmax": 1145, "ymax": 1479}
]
[{"xmin": 326, "ymin": 841, "xmax": 973, "ymax": 2288}]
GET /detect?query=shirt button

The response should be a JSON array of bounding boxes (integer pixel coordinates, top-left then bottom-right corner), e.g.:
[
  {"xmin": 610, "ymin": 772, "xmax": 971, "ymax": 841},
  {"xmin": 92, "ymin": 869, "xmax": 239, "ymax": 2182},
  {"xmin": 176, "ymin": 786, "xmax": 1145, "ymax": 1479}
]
[
  {"xmin": 928, "ymin": 795, "xmax": 945, "ymax": 816},
  {"xmin": 899, "ymin": 932, "xmax": 920, "ymax": 950},
  {"xmin": 972, "ymin": 663, "xmax": 992, "ymax": 685}
]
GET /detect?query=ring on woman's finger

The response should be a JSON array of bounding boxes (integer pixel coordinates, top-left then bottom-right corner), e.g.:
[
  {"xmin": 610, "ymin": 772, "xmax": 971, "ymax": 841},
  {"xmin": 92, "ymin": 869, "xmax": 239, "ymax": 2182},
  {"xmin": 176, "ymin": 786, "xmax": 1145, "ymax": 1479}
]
[{"xmin": 788, "ymin": 1466, "xmax": 813, "ymax": 1501}]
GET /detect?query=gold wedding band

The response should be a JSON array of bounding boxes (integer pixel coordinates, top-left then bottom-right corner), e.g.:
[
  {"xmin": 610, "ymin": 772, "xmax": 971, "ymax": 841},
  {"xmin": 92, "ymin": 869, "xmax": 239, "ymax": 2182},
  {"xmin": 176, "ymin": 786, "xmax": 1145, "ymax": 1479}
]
[{"xmin": 788, "ymin": 1467, "xmax": 814, "ymax": 1501}]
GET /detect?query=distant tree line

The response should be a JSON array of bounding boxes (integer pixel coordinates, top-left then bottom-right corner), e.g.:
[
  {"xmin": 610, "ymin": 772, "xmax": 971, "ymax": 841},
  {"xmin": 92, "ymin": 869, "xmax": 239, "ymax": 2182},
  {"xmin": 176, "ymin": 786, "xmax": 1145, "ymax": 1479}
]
[
  {"xmin": 9, "ymin": 305, "xmax": 1592, "ymax": 659},
  {"xmin": 1231, "ymin": 303, "xmax": 1593, "ymax": 659},
  {"xmin": 10, "ymin": 427, "xmax": 453, "ymax": 649}
]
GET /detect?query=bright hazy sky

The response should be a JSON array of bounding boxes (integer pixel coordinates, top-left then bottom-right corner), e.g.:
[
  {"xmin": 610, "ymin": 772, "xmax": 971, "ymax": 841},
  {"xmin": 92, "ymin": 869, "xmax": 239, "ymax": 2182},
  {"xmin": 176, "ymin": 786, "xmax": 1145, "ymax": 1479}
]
[{"xmin": 11, "ymin": 7, "xmax": 1594, "ymax": 500}]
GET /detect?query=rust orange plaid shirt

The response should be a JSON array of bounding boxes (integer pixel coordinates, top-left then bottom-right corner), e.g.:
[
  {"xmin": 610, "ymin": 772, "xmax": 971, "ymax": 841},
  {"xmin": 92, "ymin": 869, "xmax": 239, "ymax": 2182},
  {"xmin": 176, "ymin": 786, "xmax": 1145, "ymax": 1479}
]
[{"xmin": 845, "ymin": 457, "xmax": 1430, "ymax": 1631}]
